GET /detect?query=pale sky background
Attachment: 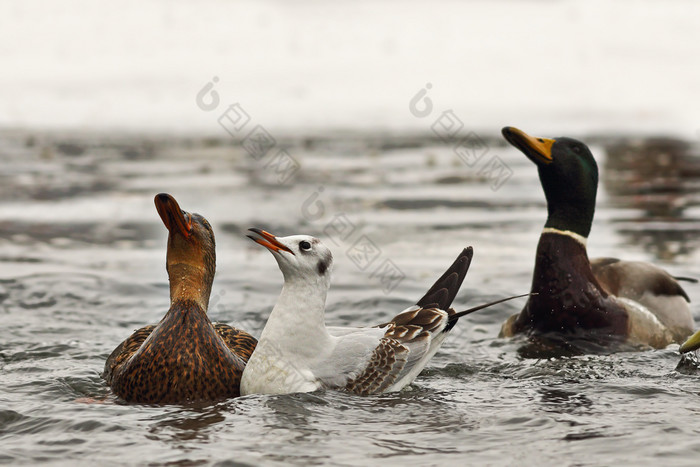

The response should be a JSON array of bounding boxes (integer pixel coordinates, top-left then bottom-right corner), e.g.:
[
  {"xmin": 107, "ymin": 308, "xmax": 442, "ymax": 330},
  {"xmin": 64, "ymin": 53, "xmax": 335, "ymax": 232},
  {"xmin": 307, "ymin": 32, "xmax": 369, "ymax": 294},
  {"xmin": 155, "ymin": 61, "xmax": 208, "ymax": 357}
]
[{"xmin": 1, "ymin": 0, "xmax": 699, "ymax": 138}]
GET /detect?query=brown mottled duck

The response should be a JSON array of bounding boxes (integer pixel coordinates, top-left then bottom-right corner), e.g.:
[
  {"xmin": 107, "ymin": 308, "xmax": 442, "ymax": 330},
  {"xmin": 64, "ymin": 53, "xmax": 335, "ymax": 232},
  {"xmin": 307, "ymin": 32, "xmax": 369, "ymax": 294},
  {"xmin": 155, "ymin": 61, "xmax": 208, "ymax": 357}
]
[{"xmin": 103, "ymin": 193, "xmax": 257, "ymax": 403}]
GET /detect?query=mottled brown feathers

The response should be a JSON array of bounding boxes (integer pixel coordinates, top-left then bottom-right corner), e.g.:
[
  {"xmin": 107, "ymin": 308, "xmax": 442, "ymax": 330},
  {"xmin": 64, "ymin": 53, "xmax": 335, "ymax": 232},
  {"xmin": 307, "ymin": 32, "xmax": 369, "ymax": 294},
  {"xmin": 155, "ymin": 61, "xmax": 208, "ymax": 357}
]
[
  {"xmin": 346, "ymin": 307, "xmax": 443, "ymax": 395},
  {"xmin": 104, "ymin": 194, "xmax": 258, "ymax": 403},
  {"xmin": 103, "ymin": 301, "xmax": 257, "ymax": 403},
  {"xmin": 343, "ymin": 249, "xmax": 474, "ymax": 395},
  {"xmin": 103, "ymin": 325, "xmax": 156, "ymax": 384},
  {"xmin": 345, "ymin": 338, "xmax": 406, "ymax": 395},
  {"xmin": 213, "ymin": 323, "xmax": 258, "ymax": 362},
  {"xmin": 389, "ymin": 307, "xmax": 445, "ymax": 333},
  {"xmin": 344, "ymin": 329, "xmax": 433, "ymax": 396}
]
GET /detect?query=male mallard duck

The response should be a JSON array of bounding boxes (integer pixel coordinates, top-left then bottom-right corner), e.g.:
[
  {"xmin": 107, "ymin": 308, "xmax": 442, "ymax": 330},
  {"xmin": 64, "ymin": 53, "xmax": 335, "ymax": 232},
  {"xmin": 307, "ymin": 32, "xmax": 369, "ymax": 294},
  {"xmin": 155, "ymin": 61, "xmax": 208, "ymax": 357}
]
[
  {"xmin": 103, "ymin": 193, "xmax": 257, "ymax": 403},
  {"xmin": 499, "ymin": 127, "xmax": 694, "ymax": 351}
]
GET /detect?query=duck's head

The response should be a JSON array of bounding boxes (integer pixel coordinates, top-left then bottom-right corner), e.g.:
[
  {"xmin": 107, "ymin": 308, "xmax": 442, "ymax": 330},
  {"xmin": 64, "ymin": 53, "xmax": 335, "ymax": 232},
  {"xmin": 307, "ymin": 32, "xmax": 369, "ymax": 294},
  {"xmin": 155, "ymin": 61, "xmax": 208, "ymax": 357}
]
[
  {"xmin": 155, "ymin": 193, "xmax": 216, "ymax": 306},
  {"xmin": 502, "ymin": 126, "xmax": 598, "ymax": 238},
  {"xmin": 248, "ymin": 228, "xmax": 333, "ymax": 287}
]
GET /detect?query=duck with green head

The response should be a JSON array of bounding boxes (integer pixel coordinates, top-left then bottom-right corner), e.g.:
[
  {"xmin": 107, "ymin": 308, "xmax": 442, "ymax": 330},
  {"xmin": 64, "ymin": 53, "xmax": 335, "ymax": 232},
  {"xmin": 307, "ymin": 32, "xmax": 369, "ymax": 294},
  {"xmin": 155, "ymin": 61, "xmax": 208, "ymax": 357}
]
[
  {"xmin": 103, "ymin": 193, "xmax": 257, "ymax": 403},
  {"xmin": 499, "ymin": 127, "xmax": 694, "ymax": 352}
]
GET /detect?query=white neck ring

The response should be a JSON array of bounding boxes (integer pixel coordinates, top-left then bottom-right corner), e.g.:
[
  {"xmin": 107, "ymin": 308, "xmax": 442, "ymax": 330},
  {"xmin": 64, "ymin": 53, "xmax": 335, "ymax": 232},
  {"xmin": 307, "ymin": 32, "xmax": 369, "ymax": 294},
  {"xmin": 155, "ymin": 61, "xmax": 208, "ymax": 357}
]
[{"xmin": 542, "ymin": 227, "xmax": 588, "ymax": 247}]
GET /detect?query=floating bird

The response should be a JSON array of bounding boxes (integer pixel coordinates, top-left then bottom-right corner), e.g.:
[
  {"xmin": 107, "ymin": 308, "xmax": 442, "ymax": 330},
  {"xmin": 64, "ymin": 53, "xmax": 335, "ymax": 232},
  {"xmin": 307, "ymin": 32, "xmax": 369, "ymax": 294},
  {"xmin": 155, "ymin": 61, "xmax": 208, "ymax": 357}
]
[
  {"xmin": 103, "ymin": 193, "xmax": 257, "ymax": 403},
  {"xmin": 499, "ymin": 127, "xmax": 694, "ymax": 351},
  {"xmin": 241, "ymin": 229, "xmax": 527, "ymax": 396}
]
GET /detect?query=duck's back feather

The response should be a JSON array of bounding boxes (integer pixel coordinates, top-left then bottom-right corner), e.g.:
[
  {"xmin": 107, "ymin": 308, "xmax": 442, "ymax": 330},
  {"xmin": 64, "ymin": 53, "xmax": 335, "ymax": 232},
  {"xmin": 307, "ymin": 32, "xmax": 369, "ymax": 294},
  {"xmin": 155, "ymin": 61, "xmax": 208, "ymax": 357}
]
[
  {"xmin": 103, "ymin": 307, "xmax": 258, "ymax": 403},
  {"xmin": 591, "ymin": 257, "xmax": 694, "ymax": 342},
  {"xmin": 104, "ymin": 322, "xmax": 257, "ymax": 385},
  {"xmin": 212, "ymin": 323, "xmax": 258, "ymax": 362},
  {"xmin": 103, "ymin": 324, "xmax": 156, "ymax": 384}
]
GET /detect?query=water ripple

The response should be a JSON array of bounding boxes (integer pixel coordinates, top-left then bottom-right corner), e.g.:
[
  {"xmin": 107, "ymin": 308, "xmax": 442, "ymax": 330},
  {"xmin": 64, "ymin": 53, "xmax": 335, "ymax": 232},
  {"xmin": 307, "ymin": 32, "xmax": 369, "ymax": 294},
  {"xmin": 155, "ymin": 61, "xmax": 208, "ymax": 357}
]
[{"xmin": 1, "ymin": 132, "xmax": 700, "ymax": 465}]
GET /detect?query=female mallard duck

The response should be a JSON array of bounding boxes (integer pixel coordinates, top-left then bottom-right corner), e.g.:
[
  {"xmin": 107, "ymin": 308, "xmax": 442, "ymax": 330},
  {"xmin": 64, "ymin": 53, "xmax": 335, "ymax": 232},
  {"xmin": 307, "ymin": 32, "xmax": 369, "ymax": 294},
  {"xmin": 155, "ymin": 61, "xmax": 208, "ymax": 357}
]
[
  {"xmin": 499, "ymin": 127, "xmax": 694, "ymax": 351},
  {"xmin": 103, "ymin": 193, "xmax": 257, "ymax": 403}
]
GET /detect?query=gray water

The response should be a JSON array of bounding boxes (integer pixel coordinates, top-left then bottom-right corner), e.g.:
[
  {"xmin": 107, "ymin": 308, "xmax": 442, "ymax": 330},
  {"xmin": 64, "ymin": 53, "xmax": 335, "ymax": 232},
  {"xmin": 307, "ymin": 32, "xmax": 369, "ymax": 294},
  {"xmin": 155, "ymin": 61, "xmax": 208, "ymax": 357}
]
[{"xmin": 2, "ymin": 130, "xmax": 700, "ymax": 466}]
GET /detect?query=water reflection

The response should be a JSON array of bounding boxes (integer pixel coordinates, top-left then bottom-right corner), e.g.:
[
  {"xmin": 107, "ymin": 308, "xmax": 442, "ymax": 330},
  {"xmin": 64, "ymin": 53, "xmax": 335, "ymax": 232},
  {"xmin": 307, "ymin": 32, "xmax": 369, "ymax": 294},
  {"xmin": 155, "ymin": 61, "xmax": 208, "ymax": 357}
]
[
  {"xmin": 601, "ymin": 138, "xmax": 700, "ymax": 260},
  {"xmin": 147, "ymin": 404, "xmax": 227, "ymax": 443}
]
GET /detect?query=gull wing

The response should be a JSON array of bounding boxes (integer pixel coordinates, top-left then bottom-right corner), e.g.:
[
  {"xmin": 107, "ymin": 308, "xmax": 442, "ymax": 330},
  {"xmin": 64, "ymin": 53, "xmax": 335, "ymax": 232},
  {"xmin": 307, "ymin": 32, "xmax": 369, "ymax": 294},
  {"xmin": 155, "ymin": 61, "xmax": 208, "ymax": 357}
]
[
  {"xmin": 320, "ymin": 248, "xmax": 473, "ymax": 395},
  {"xmin": 320, "ymin": 305, "xmax": 449, "ymax": 395}
]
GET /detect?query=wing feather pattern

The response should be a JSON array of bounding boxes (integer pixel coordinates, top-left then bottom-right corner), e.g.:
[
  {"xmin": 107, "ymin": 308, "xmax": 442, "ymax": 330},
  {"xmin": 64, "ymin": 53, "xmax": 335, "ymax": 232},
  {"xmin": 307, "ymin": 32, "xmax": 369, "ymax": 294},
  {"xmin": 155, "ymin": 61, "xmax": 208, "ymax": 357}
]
[
  {"xmin": 213, "ymin": 323, "xmax": 258, "ymax": 362},
  {"xmin": 103, "ymin": 325, "xmax": 156, "ymax": 383},
  {"xmin": 344, "ymin": 307, "xmax": 448, "ymax": 395},
  {"xmin": 591, "ymin": 257, "xmax": 694, "ymax": 342},
  {"xmin": 103, "ymin": 323, "xmax": 257, "ymax": 384},
  {"xmin": 591, "ymin": 257, "xmax": 691, "ymax": 302},
  {"xmin": 340, "ymin": 249, "xmax": 474, "ymax": 395}
]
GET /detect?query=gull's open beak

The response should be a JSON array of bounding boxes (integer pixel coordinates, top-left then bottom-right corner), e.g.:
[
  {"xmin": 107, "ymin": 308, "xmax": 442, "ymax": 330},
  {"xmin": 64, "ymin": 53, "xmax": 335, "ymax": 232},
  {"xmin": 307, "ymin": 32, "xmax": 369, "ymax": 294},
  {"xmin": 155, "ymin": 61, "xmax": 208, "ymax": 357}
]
[
  {"xmin": 247, "ymin": 228, "xmax": 294, "ymax": 255},
  {"xmin": 155, "ymin": 193, "xmax": 192, "ymax": 237}
]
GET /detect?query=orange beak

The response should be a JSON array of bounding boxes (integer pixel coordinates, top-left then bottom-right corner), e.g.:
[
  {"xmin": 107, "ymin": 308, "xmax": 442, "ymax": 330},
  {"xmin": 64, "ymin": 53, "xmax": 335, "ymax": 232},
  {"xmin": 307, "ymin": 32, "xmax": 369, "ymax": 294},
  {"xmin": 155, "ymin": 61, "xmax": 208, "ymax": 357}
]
[
  {"xmin": 247, "ymin": 228, "xmax": 294, "ymax": 255},
  {"xmin": 155, "ymin": 193, "xmax": 192, "ymax": 237},
  {"xmin": 502, "ymin": 126, "xmax": 555, "ymax": 164}
]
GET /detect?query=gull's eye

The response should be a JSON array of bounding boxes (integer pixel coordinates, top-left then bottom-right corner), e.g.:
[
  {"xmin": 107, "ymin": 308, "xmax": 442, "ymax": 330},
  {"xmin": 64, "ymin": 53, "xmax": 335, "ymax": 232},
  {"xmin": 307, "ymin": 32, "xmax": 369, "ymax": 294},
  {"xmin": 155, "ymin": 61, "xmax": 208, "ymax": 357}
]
[{"xmin": 299, "ymin": 240, "xmax": 312, "ymax": 251}]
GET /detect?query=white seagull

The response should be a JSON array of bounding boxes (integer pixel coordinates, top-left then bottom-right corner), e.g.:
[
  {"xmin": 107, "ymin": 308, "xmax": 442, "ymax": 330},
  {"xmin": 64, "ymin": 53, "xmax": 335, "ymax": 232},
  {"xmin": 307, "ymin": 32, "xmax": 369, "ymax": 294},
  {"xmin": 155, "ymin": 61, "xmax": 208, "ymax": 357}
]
[{"xmin": 241, "ymin": 229, "xmax": 527, "ymax": 396}]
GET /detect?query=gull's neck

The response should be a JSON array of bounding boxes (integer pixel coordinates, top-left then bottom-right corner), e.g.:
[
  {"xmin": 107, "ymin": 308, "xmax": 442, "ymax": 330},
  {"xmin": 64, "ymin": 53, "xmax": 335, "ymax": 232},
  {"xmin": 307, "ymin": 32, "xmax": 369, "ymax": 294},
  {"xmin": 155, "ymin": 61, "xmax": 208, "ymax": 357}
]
[{"xmin": 260, "ymin": 273, "xmax": 333, "ymax": 358}]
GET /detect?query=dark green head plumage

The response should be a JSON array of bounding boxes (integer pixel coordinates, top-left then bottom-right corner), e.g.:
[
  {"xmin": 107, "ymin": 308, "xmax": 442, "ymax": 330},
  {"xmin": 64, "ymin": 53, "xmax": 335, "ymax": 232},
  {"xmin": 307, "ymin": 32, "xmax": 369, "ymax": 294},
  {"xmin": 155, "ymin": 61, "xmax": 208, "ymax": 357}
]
[{"xmin": 502, "ymin": 127, "xmax": 598, "ymax": 238}]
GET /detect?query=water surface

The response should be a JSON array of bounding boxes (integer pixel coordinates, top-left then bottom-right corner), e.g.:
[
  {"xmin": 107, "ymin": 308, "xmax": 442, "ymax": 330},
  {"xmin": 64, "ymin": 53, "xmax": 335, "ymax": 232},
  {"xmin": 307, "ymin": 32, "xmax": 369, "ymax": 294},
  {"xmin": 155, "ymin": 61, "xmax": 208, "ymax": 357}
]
[{"xmin": 2, "ymin": 130, "xmax": 700, "ymax": 465}]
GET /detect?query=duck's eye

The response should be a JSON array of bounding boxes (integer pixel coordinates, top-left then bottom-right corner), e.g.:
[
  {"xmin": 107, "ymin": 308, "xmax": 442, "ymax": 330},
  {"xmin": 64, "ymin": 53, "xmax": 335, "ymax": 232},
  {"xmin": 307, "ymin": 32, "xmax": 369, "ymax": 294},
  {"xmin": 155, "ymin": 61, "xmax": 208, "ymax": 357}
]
[
  {"xmin": 572, "ymin": 145, "xmax": 582, "ymax": 154},
  {"xmin": 299, "ymin": 240, "xmax": 312, "ymax": 251}
]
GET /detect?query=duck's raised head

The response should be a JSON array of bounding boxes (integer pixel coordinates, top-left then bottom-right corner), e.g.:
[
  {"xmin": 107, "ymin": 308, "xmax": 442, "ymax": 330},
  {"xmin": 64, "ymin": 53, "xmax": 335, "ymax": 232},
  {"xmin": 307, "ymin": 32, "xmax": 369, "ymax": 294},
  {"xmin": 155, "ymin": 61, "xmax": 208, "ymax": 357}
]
[
  {"xmin": 502, "ymin": 126, "xmax": 598, "ymax": 238},
  {"xmin": 248, "ymin": 228, "xmax": 333, "ymax": 285},
  {"xmin": 155, "ymin": 193, "xmax": 216, "ymax": 308}
]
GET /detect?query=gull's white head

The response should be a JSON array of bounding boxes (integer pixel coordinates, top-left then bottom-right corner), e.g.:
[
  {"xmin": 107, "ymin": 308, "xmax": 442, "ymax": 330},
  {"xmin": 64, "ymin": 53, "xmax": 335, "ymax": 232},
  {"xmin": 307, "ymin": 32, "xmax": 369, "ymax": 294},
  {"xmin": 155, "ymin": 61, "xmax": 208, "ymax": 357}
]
[{"xmin": 248, "ymin": 228, "xmax": 333, "ymax": 284}]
